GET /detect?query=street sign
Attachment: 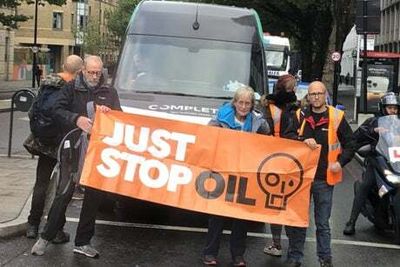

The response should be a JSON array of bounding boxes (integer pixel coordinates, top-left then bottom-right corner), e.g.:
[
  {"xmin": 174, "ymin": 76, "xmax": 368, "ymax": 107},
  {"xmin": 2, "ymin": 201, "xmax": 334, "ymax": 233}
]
[{"xmin": 331, "ymin": 51, "xmax": 341, "ymax": 62}]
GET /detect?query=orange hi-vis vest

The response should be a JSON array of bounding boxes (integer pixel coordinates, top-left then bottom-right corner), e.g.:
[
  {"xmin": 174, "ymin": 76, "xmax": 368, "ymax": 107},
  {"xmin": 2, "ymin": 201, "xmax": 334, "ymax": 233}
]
[
  {"xmin": 269, "ymin": 104, "xmax": 282, "ymax": 137},
  {"xmin": 296, "ymin": 106, "xmax": 345, "ymax": 185}
]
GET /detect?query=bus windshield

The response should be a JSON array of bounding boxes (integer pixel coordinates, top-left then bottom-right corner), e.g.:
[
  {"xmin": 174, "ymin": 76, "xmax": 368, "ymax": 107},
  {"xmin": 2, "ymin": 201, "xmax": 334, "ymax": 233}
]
[{"xmin": 115, "ymin": 35, "xmax": 253, "ymax": 98}]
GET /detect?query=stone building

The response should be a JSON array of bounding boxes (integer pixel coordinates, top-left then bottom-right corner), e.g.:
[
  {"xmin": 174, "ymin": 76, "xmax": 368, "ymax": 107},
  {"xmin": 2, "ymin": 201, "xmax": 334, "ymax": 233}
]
[{"xmin": 1, "ymin": 0, "xmax": 119, "ymax": 81}]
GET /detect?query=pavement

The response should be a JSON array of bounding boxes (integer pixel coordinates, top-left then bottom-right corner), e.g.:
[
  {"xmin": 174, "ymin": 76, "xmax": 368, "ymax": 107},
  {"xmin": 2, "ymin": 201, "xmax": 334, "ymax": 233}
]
[
  {"xmin": 0, "ymin": 80, "xmax": 37, "ymax": 238},
  {"xmin": 0, "ymin": 155, "xmax": 37, "ymax": 238}
]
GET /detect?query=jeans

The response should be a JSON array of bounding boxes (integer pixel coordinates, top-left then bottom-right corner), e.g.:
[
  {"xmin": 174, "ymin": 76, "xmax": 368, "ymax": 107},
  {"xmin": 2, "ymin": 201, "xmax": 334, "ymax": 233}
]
[
  {"xmin": 270, "ymin": 224, "xmax": 283, "ymax": 244},
  {"xmin": 203, "ymin": 215, "xmax": 247, "ymax": 258},
  {"xmin": 28, "ymin": 155, "xmax": 57, "ymax": 226},
  {"xmin": 286, "ymin": 179, "xmax": 334, "ymax": 262}
]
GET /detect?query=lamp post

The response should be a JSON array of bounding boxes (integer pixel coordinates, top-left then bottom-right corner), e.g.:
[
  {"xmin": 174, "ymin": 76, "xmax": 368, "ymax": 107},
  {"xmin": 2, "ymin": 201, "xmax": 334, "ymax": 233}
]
[{"xmin": 31, "ymin": 0, "xmax": 39, "ymax": 88}]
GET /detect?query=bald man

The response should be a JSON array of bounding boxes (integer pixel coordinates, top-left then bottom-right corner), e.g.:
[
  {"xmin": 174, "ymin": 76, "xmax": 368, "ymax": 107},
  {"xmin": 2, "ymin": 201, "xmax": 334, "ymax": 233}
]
[
  {"xmin": 284, "ymin": 81, "xmax": 355, "ymax": 267},
  {"xmin": 26, "ymin": 54, "xmax": 83, "ymax": 240}
]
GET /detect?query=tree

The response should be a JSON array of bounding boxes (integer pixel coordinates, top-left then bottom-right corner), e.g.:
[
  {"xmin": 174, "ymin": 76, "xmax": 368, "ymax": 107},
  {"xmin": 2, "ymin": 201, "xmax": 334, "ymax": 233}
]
[
  {"xmin": 79, "ymin": 20, "xmax": 105, "ymax": 56},
  {"xmin": 0, "ymin": 0, "xmax": 66, "ymax": 28},
  {"xmin": 106, "ymin": 0, "xmax": 139, "ymax": 40},
  {"xmin": 199, "ymin": 0, "xmax": 355, "ymax": 87}
]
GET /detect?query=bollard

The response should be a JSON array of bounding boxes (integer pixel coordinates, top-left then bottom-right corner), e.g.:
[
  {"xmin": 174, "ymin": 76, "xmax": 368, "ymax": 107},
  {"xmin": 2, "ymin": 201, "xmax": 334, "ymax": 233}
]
[{"xmin": 8, "ymin": 89, "xmax": 36, "ymax": 157}]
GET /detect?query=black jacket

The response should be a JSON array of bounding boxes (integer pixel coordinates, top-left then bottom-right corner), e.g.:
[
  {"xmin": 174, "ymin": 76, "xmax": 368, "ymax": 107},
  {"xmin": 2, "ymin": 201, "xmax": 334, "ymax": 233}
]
[
  {"xmin": 353, "ymin": 116, "xmax": 379, "ymax": 151},
  {"xmin": 53, "ymin": 73, "xmax": 121, "ymax": 134},
  {"xmin": 289, "ymin": 106, "xmax": 355, "ymax": 180},
  {"xmin": 261, "ymin": 102, "xmax": 298, "ymax": 138}
]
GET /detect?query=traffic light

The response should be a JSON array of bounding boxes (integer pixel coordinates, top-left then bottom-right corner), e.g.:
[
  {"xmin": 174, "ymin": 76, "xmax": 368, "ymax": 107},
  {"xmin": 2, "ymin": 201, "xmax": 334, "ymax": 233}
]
[{"xmin": 355, "ymin": 0, "xmax": 381, "ymax": 34}]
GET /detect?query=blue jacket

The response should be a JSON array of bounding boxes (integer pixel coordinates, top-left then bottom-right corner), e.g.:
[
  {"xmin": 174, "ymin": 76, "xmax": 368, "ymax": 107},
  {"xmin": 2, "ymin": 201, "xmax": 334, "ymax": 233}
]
[{"xmin": 209, "ymin": 102, "xmax": 270, "ymax": 134}]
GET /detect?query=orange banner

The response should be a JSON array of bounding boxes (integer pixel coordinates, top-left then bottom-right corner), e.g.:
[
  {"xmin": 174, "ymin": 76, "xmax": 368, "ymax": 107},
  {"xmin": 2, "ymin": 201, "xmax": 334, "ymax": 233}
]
[{"xmin": 80, "ymin": 110, "xmax": 320, "ymax": 227}]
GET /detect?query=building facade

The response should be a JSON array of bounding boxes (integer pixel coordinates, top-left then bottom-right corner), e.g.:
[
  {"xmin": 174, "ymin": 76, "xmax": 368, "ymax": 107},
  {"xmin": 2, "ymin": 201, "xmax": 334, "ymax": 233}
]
[
  {"xmin": 1, "ymin": 0, "xmax": 118, "ymax": 81},
  {"xmin": 375, "ymin": 0, "xmax": 400, "ymax": 52}
]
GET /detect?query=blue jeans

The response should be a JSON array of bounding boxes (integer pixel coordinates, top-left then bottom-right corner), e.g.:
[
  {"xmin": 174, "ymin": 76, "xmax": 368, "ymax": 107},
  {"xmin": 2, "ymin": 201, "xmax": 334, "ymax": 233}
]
[{"xmin": 286, "ymin": 179, "xmax": 334, "ymax": 262}]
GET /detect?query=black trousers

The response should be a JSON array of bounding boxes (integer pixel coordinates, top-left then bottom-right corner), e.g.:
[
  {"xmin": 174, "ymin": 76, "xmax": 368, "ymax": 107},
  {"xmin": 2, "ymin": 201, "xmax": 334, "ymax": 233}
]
[
  {"xmin": 348, "ymin": 161, "xmax": 375, "ymax": 223},
  {"xmin": 41, "ymin": 178, "xmax": 75, "ymax": 241},
  {"xmin": 203, "ymin": 215, "xmax": 247, "ymax": 258},
  {"xmin": 75, "ymin": 187, "xmax": 106, "ymax": 246},
  {"xmin": 28, "ymin": 154, "xmax": 57, "ymax": 226}
]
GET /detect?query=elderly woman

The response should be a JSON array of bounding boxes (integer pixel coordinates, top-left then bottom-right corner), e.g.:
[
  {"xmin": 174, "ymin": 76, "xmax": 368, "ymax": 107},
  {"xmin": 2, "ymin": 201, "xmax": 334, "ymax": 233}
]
[{"xmin": 202, "ymin": 86, "xmax": 270, "ymax": 267}]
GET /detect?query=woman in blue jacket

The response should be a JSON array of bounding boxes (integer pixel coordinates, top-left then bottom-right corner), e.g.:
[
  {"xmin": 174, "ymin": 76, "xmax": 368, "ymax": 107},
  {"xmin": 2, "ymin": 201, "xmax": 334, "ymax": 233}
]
[{"xmin": 202, "ymin": 86, "xmax": 270, "ymax": 266}]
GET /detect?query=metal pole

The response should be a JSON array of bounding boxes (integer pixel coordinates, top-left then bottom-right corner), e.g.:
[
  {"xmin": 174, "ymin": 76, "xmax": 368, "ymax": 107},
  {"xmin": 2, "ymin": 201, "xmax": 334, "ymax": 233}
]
[
  {"xmin": 7, "ymin": 96, "xmax": 15, "ymax": 158},
  {"xmin": 32, "ymin": 0, "xmax": 39, "ymax": 88},
  {"xmin": 333, "ymin": 62, "xmax": 339, "ymax": 106},
  {"xmin": 361, "ymin": 0, "xmax": 368, "ymax": 113}
]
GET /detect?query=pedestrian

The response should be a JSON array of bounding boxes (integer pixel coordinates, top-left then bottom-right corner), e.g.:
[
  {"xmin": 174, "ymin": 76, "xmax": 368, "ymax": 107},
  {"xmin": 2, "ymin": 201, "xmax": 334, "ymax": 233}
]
[
  {"xmin": 31, "ymin": 55, "xmax": 121, "ymax": 257},
  {"xmin": 343, "ymin": 92, "xmax": 400, "ymax": 235},
  {"xmin": 35, "ymin": 65, "xmax": 43, "ymax": 87},
  {"xmin": 202, "ymin": 85, "xmax": 271, "ymax": 267},
  {"xmin": 260, "ymin": 74, "xmax": 299, "ymax": 257},
  {"xmin": 25, "ymin": 55, "xmax": 83, "ymax": 240},
  {"xmin": 285, "ymin": 81, "xmax": 355, "ymax": 267}
]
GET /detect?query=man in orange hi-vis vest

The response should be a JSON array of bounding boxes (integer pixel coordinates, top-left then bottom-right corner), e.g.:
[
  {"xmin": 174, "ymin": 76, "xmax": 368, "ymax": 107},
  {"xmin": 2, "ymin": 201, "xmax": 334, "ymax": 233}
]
[{"xmin": 285, "ymin": 81, "xmax": 355, "ymax": 267}]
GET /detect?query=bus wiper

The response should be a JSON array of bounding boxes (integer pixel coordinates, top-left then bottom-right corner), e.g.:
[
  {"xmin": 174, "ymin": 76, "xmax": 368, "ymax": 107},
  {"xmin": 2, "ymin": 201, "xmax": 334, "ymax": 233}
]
[{"xmin": 133, "ymin": 90, "xmax": 232, "ymax": 100}]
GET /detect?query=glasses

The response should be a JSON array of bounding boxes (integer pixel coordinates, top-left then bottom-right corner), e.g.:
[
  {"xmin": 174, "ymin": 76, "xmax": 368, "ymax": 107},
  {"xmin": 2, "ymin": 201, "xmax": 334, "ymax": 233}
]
[
  {"xmin": 236, "ymin": 100, "xmax": 252, "ymax": 107},
  {"xmin": 308, "ymin": 92, "xmax": 325, "ymax": 98},
  {"xmin": 86, "ymin": 70, "xmax": 102, "ymax": 76}
]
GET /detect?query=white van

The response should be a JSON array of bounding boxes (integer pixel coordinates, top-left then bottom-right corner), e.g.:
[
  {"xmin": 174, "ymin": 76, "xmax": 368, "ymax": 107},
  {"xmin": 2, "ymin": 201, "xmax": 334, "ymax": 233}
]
[{"xmin": 113, "ymin": 0, "xmax": 268, "ymax": 124}]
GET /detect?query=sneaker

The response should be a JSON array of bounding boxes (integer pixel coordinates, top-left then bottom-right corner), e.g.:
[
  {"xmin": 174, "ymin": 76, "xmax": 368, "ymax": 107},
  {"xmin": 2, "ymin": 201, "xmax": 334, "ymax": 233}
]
[
  {"xmin": 343, "ymin": 220, "xmax": 355, "ymax": 235},
  {"xmin": 52, "ymin": 230, "xmax": 70, "ymax": 244},
  {"xmin": 31, "ymin": 238, "xmax": 49, "ymax": 256},
  {"xmin": 319, "ymin": 258, "xmax": 333, "ymax": 267},
  {"xmin": 202, "ymin": 254, "xmax": 217, "ymax": 266},
  {"xmin": 233, "ymin": 256, "xmax": 246, "ymax": 267},
  {"xmin": 26, "ymin": 224, "xmax": 38, "ymax": 239},
  {"xmin": 263, "ymin": 243, "xmax": 282, "ymax": 256},
  {"xmin": 73, "ymin": 245, "xmax": 100, "ymax": 258}
]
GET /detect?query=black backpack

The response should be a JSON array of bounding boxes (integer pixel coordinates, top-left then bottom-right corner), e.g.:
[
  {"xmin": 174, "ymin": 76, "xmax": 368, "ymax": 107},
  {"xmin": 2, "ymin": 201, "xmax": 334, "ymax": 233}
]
[{"xmin": 29, "ymin": 74, "xmax": 65, "ymax": 146}]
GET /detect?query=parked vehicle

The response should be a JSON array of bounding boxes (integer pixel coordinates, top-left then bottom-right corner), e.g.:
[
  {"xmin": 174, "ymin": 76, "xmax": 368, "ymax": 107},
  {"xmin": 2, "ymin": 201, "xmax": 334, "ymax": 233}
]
[
  {"xmin": 114, "ymin": 0, "xmax": 268, "ymax": 123},
  {"xmin": 356, "ymin": 115, "xmax": 400, "ymax": 244}
]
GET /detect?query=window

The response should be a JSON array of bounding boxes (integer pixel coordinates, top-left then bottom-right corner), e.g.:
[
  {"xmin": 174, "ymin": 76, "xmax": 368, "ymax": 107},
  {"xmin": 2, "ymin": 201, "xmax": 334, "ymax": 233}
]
[{"xmin": 53, "ymin": 12, "xmax": 63, "ymax": 30}]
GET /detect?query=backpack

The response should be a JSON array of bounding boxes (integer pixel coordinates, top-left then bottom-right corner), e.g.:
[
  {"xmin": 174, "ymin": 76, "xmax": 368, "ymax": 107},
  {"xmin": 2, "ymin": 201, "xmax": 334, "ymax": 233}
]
[{"xmin": 29, "ymin": 74, "xmax": 65, "ymax": 146}]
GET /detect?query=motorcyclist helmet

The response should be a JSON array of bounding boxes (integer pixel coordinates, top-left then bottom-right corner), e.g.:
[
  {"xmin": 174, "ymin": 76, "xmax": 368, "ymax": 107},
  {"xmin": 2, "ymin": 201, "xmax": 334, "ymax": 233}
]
[{"xmin": 379, "ymin": 92, "xmax": 400, "ymax": 115}]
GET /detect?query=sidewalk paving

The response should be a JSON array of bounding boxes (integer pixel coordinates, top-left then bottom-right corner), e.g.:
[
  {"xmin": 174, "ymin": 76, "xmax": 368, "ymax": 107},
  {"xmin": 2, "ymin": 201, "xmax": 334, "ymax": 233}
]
[{"xmin": 0, "ymin": 155, "xmax": 37, "ymax": 238}]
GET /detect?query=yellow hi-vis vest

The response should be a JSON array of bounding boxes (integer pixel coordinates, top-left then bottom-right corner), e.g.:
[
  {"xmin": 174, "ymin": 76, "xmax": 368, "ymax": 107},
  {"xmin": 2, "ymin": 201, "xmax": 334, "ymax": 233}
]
[
  {"xmin": 269, "ymin": 104, "xmax": 282, "ymax": 137},
  {"xmin": 297, "ymin": 106, "xmax": 345, "ymax": 185}
]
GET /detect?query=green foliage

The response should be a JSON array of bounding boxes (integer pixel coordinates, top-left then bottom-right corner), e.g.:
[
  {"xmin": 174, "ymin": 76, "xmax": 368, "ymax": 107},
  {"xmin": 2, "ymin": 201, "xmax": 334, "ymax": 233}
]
[
  {"xmin": 77, "ymin": 20, "xmax": 105, "ymax": 55},
  {"xmin": 105, "ymin": 0, "xmax": 139, "ymax": 39},
  {"xmin": 0, "ymin": 0, "xmax": 66, "ymax": 28}
]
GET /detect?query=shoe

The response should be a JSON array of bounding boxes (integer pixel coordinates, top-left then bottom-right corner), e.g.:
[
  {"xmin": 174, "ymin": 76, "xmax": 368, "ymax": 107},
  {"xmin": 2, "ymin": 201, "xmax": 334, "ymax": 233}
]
[
  {"xmin": 285, "ymin": 259, "xmax": 301, "ymax": 267},
  {"xmin": 73, "ymin": 245, "xmax": 100, "ymax": 258},
  {"xmin": 31, "ymin": 238, "xmax": 49, "ymax": 256},
  {"xmin": 202, "ymin": 255, "xmax": 217, "ymax": 266},
  {"xmin": 52, "ymin": 230, "xmax": 70, "ymax": 244},
  {"xmin": 232, "ymin": 255, "xmax": 246, "ymax": 267},
  {"xmin": 26, "ymin": 224, "xmax": 38, "ymax": 239},
  {"xmin": 319, "ymin": 258, "xmax": 333, "ymax": 267},
  {"xmin": 343, "ymin": 221, "xmax": 355, "ymax": 235},
  {"xmin": 263, "ymin": 243, "xmax": 282, "ymax": 256}
]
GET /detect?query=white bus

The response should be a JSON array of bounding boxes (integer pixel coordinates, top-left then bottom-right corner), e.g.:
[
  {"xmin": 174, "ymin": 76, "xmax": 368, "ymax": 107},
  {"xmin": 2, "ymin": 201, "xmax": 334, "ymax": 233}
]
[{"xmin": 263, "ymin": 34, "xmax": 290, "ymax": 93}]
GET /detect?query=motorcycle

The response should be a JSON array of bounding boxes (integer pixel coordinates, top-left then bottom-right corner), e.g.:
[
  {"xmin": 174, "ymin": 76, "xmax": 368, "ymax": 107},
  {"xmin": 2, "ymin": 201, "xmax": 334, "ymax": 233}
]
[{"xmin": 355, "ymin": 115, "xmax": 400, "ymax": 244}]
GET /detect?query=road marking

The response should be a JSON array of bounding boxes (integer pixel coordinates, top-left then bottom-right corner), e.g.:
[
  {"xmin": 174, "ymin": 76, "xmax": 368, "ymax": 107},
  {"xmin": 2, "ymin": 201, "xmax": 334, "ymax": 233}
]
[{"xmin": 65, "ymin": 217, "xmax": 400, "ymax": 250}]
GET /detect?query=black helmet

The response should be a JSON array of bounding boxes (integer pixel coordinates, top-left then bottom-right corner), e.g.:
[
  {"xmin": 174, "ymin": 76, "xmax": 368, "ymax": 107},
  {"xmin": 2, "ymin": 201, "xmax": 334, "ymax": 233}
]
[{"xmin": 379, "ymin": 92, "xmax": 400, "ymax": 115}]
